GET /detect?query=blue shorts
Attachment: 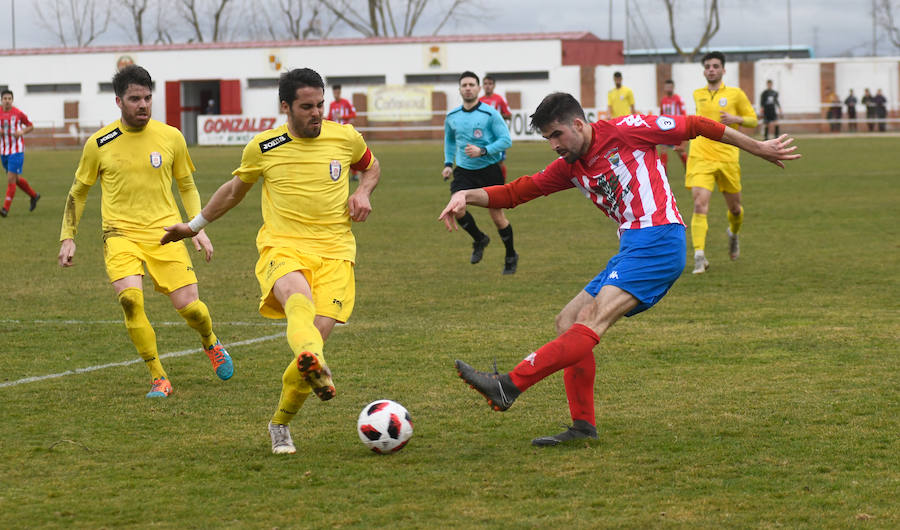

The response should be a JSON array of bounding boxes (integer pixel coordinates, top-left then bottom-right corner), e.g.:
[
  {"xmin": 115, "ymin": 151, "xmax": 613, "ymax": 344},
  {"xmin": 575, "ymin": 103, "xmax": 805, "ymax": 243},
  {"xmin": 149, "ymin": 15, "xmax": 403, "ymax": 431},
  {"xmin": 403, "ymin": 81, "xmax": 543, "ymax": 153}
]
[
  {"xmin": 1, "ymin": 152, "xmax": 24, "ymax": 174},
  {"xmin": 584, "ymin": 224, "xmax": 686, "ymax": 317}
]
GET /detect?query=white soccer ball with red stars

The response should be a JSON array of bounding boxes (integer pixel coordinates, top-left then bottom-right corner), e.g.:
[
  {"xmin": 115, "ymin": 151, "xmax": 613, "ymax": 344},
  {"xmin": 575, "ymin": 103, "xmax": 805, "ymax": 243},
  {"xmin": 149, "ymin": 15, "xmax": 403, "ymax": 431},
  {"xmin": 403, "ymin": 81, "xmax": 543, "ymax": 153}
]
[{"xmin": 356, "ymin": 400, "xmax": 413, "ymax": 454}]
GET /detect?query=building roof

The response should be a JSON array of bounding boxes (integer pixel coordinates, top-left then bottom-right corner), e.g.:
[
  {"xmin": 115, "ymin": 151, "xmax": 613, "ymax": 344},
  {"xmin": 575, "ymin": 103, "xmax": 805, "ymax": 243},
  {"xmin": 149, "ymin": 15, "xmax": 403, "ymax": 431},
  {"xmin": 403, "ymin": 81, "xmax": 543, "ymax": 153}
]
[{"xmin": 0, "ymin": 31, "xmax": 606, "ymax": 56}]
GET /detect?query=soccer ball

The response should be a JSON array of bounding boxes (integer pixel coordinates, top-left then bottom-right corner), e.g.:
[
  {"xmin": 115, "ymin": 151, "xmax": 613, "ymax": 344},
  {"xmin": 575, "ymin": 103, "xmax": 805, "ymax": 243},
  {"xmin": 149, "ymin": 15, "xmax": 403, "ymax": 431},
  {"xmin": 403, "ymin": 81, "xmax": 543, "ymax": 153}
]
[{"xmin": 356, "ymin": 400, "xmax": 413, "ymax": 454}]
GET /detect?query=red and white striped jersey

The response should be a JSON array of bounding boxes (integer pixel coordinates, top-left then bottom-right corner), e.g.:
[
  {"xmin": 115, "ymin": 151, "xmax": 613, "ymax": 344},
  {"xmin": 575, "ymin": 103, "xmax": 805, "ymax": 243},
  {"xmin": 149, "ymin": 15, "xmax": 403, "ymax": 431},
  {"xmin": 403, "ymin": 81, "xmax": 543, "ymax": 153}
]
[
  {"xmin": 479, "ymin": 93, "xmax": 511, "ymax": 118},
  {"xmin": 0, "ymin": 106, "xmax": 31, "ymax": 155},
  {"xmin": 327, "ymin": 98, "xmax": 357, "ymax": 125},
  {"xmin": 660, "ymin": 94, "xmax": 686, "ymax": 116},
  {"xmin": 530, "ymin": 115, "xmax": 688, "ymax": 236}
]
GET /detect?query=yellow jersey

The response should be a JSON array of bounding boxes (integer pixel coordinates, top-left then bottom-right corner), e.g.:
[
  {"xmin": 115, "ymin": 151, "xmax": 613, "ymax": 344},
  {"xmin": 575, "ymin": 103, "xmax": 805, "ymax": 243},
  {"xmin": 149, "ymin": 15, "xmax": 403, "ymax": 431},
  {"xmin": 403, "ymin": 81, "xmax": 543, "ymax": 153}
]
[
  {"xmin": 61, "ymin": 119, "xmax": 198, "ymax": 243},
  {"xmin": 689, "ymin": 85, "xmax": 758, "ymax": 163},
  {"xmin": 234, "ymin": 121, "xmax": 374, "ymax": 262},
  {"xmin": 607, "ymin": 86, "xmax": 635, "ymax": 118}
]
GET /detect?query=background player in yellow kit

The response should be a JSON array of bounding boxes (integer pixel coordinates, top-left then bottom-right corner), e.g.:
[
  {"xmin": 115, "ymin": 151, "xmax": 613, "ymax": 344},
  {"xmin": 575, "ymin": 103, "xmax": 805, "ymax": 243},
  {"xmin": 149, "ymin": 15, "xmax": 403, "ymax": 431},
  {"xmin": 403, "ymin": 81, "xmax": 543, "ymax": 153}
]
[
  {"xmin": 161, "ymin": 68, "xmax": 381, "ymax": 455},
  {"xmin": 57, "ymin": 65, "xmax": 233, "ymax": 398},
  {"xmin": 607, "ymin": 71, "xmax": 636, "ymax": 118},
  {"xmin": 686, "ymin": 51, "xmax": 759, "ymax": 274}
]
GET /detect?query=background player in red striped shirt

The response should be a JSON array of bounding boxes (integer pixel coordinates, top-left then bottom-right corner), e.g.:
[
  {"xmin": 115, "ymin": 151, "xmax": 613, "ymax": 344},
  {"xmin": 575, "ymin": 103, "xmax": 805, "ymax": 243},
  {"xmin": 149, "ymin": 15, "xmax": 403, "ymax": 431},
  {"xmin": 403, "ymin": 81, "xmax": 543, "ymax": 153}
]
[
  {"xmin": 327, "ymin": 84, "xmax": 360, "ymax": 181},
  {"xmin": 441, "ymin": 92, "xmax": 800, "ymax": 446},
  {"xmin": 479, "ymin": 75, "xmax": 512, "ymax": 181},
  {"xmin": 658, "ymin": 79, "xmax": 688, "ymax": 171},
  {"xmin": 0, "ymin": 90, "xmax": 40, "ymax": 217}
]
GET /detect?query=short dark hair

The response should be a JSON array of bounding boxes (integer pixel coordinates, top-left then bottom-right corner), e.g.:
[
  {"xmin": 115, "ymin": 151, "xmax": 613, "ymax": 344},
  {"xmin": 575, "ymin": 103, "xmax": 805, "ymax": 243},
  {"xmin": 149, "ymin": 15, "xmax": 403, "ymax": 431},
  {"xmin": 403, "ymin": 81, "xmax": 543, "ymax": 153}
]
[
  {"xmin": 530, "ymin": 92, "xmax": 586, "ymax": 131},
  {"xmin": 332, "ymin": 84, "xmax": 342, "ymax": 90},
  {"xmin": 112, "ymin": 65, "xmax": 153, "ymax": 97},
  {"xmin": 701, "ymin": 51, "xmax": 726, "ymax": 66},
  {"xmin": 664, "ymin": 79, "xmax": 674, "ymax": 84},
  {"xmin": 279, "ymin": 68, "xmax": 325, "ymax": 106},
  {"xmin": 459, "ymin": 71, "xmax": 479, "ymax": 85},
  {"xmin": 483, "ymin": 75, "xmax": 495, "ymax": 83},
  {"xmin": 1, "ymin": 89, "xmax": 12, "ymax": 98},
  {"xmin": 613, "ymin": 71, "xmax": 622, "ymax": 78}
]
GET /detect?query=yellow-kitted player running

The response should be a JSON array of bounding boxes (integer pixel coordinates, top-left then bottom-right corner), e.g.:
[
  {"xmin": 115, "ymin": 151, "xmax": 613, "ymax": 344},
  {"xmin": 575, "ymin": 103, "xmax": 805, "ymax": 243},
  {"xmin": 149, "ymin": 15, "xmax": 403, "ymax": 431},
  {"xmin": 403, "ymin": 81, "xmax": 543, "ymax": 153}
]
[
  {"xmin": 58, "ymin": 65, "xmax": 233, "ymax": 398},
  {"xmin": 686, "ymin": 51, "xmax": 759, "ymax": 274},
  {"xmin": 162, "ymin": 68, "xmax": 380, "ymax": 455}
]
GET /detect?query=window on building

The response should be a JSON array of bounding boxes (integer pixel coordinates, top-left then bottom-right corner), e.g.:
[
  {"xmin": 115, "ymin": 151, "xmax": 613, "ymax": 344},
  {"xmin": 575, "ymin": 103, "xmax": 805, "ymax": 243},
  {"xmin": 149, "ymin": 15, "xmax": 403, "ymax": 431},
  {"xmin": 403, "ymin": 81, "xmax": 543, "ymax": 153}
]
[
  {"xmin": 325, "ymin": 75, "xmax": 386, "ymax": 86},
  {"xmin": 405, "ymin": 73, "xmax": 462, "ymax": 84},
  {"xmin": 485, "ymin": 71, "xmax": 550, "ymax": 81},
  {"xmin": 247, "ymin": 78, "xmax": 279, "ymax": 89},
  {"xmin": 26, "ymin": 83, "xmax": 82, "ymax": 94},
  {"xmin": 99, "ymin": 81, "xmax": 156, "ymax": 93}
]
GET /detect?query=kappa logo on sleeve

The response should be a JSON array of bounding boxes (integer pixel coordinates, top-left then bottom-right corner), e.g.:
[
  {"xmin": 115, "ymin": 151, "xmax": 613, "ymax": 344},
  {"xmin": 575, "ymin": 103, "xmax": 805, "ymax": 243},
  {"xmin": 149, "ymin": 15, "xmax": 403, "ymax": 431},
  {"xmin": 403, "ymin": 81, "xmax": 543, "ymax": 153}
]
[
  {"xmin": 259, "ymin": 133, "xmax": 292, "ymax": 153},
  {"xmin": 615, "ymin": 115, "xmax": 650, "ymax": 128},
  {"xmin": 96, "ymin": 128, "xmax": 122, "ymax": 147}
]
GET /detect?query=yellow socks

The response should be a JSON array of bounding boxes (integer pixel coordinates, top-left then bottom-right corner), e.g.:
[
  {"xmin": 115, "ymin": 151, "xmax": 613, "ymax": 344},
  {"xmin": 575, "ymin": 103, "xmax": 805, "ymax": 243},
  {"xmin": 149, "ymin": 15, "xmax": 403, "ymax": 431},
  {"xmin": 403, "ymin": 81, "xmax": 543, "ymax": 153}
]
[
  {"xmin": 118, "ymin": 288, "xmax": 166, "ymax": 381},
  {"xmin": 691, "ymin": 213, "xmax": 708, "ymax": 252},
  {"xmin": 271, "ymin": 294, "xmax": 324, "ymax": 425},
  {"xmin": 177, "ymin": 299, "xmax": 218, "ymax": 349},
  {"xmin": 728, "ymin": 206, "xmax": 744, "ymax": 235}
]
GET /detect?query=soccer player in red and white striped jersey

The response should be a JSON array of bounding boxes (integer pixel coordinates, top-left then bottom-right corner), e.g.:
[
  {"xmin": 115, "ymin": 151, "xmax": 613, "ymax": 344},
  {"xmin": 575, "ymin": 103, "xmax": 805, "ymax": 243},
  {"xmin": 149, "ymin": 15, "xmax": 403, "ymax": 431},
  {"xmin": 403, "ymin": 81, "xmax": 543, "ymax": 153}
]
[
  {"xmin": 0, "ymin": 90, "xmax": 40, "ymax": 217},
  {"xmin": 442, "ymin": 92, "xmax": 800, "ymax": 446},
  {"xmin": 479, "ymin": 75, "xmax": 513, "ymax": 180},
  {"xmin": 658, "ymin": 79, "xmax": 688, "ymax": 171}
]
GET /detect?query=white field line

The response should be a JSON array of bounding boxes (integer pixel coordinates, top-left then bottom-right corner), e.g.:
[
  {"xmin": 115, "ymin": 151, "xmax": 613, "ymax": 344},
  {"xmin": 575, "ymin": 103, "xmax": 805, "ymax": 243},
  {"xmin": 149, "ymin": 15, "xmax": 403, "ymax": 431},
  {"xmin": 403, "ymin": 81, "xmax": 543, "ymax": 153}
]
[
  {"xmin": 0, "ymin": 319, "xmax": 286, "ymax": 327},
  {"xmin": 0, "ymin": 332, "xmax": 285, "ymax": 389}
]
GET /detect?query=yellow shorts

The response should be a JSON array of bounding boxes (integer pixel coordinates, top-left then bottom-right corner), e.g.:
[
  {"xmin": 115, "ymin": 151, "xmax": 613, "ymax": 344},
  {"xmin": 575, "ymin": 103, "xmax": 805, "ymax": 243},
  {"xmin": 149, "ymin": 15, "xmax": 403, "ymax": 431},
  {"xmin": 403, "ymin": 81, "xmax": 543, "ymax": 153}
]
[
  {"xmin": 255, "ymin": 247, "xmax": 355, "ymax": 321},
  {"xmin": 103, "ymin": 236, "xmax": 197, "ymax": 294},
  {"xmin": 685, "ymin": 158, "xmax": 742, "ymax": 193}
]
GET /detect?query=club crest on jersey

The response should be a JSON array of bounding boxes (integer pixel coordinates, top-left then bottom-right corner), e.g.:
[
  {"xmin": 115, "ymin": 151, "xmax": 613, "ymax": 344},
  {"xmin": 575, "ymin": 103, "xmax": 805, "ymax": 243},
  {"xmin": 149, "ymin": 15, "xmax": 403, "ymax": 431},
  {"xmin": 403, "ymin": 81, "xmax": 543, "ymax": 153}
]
[
  {"xmin": 149, "ymin": 151, "xmax": 162, "ymax": 168},
  {"xmin": 656, "ymin": 116, "xmax": 676, "ymax": 131},
  {"xmin": 604, "ymin": 148, "xmax": 621, "ymax": 167},
  {"xmin": 329, "ymin": 160, "xmax": 342, "ymax": 181},
  {"xmin": 473, "ymin": 128, "xmax": 483, "ymax": 139},
  {"xmin": 719, "ymin": 97, "xmax": 728, "ymax": 107}
]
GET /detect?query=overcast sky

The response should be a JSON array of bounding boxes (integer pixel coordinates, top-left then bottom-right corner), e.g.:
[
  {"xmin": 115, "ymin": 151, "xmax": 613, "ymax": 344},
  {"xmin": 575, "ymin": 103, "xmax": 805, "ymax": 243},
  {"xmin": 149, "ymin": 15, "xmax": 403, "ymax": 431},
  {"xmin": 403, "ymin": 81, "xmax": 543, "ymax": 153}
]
[{"xmin": 0, "ymin": 0, "xmax": 891, "ymax": 58}]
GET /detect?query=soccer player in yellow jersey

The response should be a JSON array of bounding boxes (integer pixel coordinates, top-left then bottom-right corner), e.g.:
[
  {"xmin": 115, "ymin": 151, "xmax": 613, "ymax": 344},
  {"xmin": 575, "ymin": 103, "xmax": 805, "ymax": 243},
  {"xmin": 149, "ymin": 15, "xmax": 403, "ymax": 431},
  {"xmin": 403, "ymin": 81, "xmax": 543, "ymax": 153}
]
[
  {"xmin": 607, "ymin": 71, "xmax": 636, "ymax": 118},
  {"xmin": 686, "ymin": 51, "xmax": 759, "ymax": 274},
  {"xmin": 161, "ymin": 68, "xmax": 381, "ymax": 455},
  {"xmin": 57, "ymin": 65, "xmax": 233, "ymax": 398}
]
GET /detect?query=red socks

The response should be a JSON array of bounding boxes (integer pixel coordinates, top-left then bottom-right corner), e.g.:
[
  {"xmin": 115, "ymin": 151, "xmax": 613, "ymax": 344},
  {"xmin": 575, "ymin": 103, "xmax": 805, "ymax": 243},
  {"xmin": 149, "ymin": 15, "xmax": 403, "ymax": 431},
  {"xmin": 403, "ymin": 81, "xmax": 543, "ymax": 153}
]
[
  {"xmin": 564, "ymin": 353, "xmax": 596, "ymax": 425},
  {"xmin": 509, "ymin": 323, "xmax": 600, "ymax": 392},
  {"xmin": 3, "ymin": 182, "xmax": 14, "ymax": 211},
  {"xmin": 16, "ymin": 177, "xmax": 36, "ymax": 197}
]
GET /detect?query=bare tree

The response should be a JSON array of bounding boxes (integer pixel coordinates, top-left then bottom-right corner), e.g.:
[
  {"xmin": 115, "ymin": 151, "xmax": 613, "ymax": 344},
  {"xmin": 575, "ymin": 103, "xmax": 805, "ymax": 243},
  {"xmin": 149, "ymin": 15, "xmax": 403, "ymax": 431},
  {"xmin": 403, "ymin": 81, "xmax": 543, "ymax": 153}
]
[
  {"xmin": 115, "ymin": 0, "xmax": 149, "ymax": 44},
  {"xmin": 177, "ymin": 0, "xmax": 236, "ymax": 43},
  {"xmin": 663, "ymin": 0, "xmax": 720, "ymax": 62},
  {"xmin": 875, "ymin": 0, "xmax": 900, "ymax": 49},
  {"xmin": 316, "ymin": 0, "xmax": 476, "ymax": 37},
  {"xmin": 34, "ymin": 0, "xmax": 112, "ymax": 47},
  {"xmin": 246, "ymin": 0, "xmax": 336, "ymax": 40}
]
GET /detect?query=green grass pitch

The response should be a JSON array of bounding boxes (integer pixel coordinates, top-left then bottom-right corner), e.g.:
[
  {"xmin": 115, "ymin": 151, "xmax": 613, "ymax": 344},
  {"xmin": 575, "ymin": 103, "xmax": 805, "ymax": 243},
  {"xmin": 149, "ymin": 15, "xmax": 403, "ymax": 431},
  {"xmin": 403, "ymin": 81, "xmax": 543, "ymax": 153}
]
[{"xmin": 1, "ymin": 136, "xmax": 897, "ymax": 527}]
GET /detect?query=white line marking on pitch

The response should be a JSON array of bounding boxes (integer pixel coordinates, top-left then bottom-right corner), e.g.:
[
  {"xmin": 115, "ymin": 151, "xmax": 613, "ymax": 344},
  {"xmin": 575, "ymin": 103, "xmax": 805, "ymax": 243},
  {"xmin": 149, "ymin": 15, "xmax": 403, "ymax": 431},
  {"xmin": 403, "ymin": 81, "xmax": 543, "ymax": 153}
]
[
  {"xmin": 0, "ymin": 332, "xmax": 285, "ymax": 389},
  {"xmin": 0, "ymin": 319, "xmax": 286, "ymax": 327}
]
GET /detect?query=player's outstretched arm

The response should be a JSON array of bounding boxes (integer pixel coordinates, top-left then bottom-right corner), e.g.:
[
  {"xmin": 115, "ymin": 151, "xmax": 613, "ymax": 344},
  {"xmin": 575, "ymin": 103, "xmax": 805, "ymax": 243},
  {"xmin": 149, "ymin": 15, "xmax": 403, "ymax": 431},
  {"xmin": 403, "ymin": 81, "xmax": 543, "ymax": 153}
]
[
  {"xmin": 161, "ymin": 176, "xmax": 254, "ymax": 244},
  {"xmin": 438, "ymin": 189, "xmax": 489, "ymax": 231},
  {"xmin": 348, "ymin": 157, "xmax": 380, "ymax": 222},
  {"xmin": 719, "ymin": 128, "xmax": 801, "ymax": 168}
]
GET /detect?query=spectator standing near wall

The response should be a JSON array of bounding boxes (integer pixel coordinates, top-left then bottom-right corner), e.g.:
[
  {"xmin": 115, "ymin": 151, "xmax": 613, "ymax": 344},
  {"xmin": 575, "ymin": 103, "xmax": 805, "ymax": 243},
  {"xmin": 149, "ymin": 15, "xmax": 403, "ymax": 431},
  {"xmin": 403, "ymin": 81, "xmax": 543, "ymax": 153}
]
[
  {"xmin": 861, "ymin": 89, "xmax": 876, "ymax": 131},
  {"xmin": 759, "ymin": 80, "xmax": 782, "ymax": 140},
  {"xmin": 873, "ymin": 89, "xmax": 887, "ymax": 132},
  {"xmin": 844, "ymin": 89, "xmax": 858, "ymax": 132},
  {"xmin": 825, "ymin": 87, "xmax": 842, "ymax": 133}
]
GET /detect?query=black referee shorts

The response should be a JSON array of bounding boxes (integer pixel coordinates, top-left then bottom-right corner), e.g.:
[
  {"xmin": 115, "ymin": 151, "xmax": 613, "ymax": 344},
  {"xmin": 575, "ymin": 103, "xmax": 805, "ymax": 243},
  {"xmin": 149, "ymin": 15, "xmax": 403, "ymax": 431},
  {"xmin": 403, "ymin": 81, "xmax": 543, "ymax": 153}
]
[{"xmin": 450, "ymin": 163, "xmax": 505, "ymax": 194}]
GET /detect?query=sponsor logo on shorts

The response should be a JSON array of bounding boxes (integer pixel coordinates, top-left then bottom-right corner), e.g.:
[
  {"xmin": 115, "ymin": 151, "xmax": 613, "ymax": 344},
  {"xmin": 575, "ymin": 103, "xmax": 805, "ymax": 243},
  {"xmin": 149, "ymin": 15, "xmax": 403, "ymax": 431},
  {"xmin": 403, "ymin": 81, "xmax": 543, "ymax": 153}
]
[
  {"xmin": 265, "ymin": 259, "xmax": 286, "ymax": 280},
  {"xmin": 329, "ymin": 160, "xmax": 341, "ymax": 181},
  {"xmin": 150, "ymin": 151, "xmax": 163, "ymax": 168},
  {"xmin": 259, "ymin": 133, "xmax": 292, "ymax": 153},
  {"xmin": 608, "ymin": 270, "xmax": 619, "ymax": 280},
  {"xmin": 656, "ymin": 116, "xmax": 676, "ymax": 131},
  {"xmin": 97, "ymin": 128, "xmax": 122, "ymax": 147},
  {"xmin": 187, "ymin": 266, "xmax": 194, "ymax": 272},
  {"xmin": 332, "ymin": 298, "xmax": 343, "ymax": 309}
]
